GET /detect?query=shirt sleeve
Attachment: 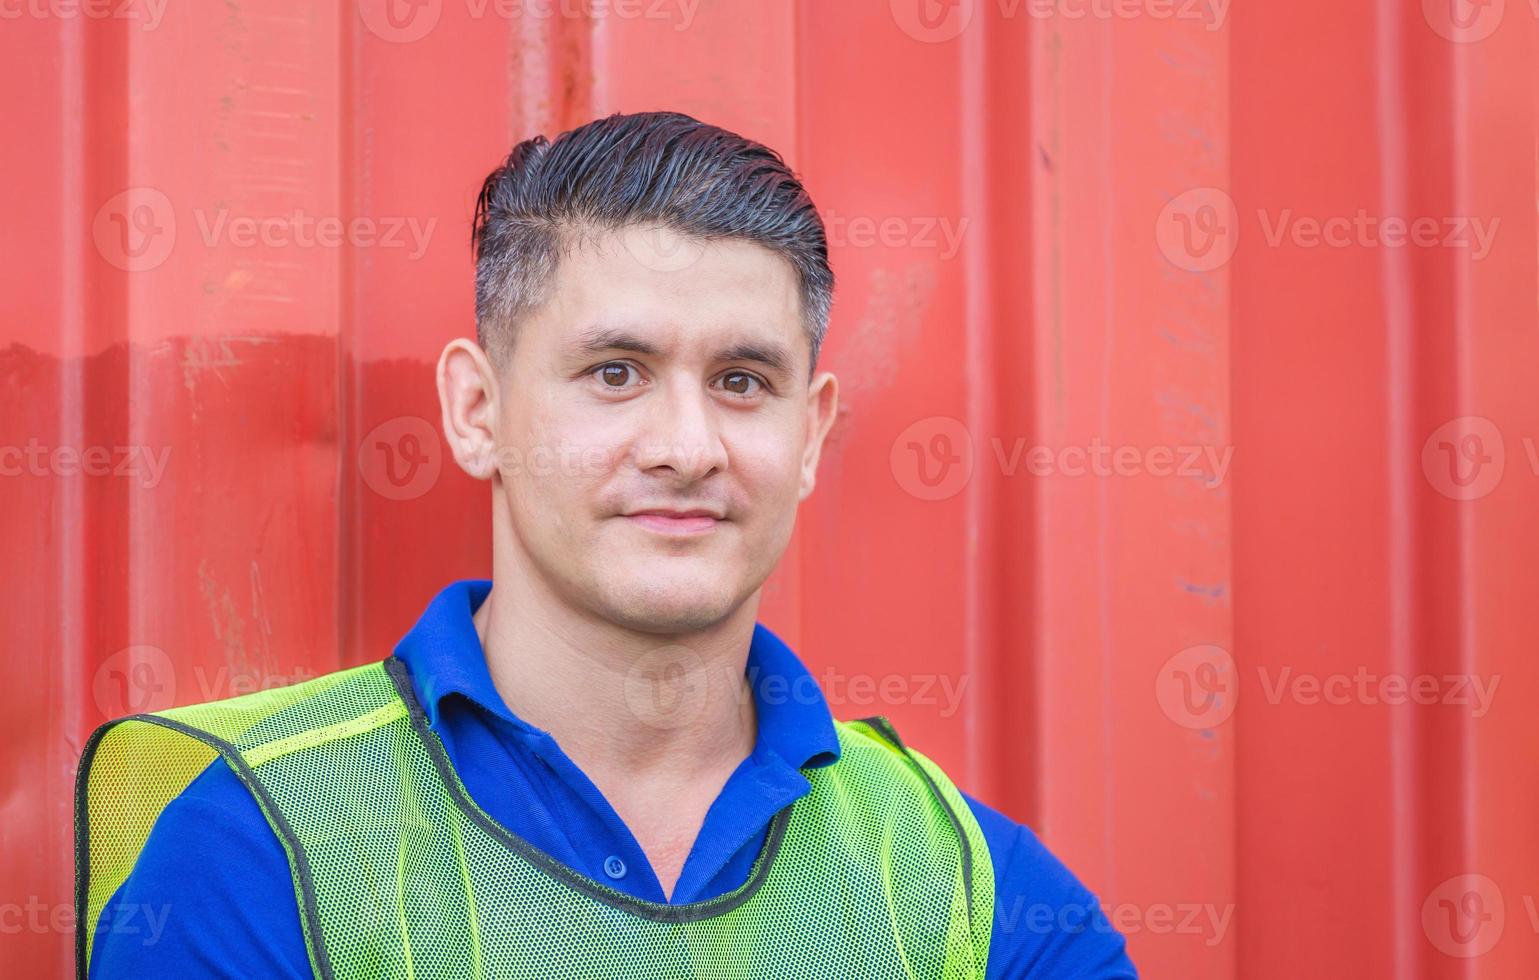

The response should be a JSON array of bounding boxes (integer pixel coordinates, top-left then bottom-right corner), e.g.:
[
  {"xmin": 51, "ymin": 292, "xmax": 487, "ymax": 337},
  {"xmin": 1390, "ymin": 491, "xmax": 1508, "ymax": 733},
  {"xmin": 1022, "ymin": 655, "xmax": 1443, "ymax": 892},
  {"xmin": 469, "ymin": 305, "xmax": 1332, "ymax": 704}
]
[
  {"xmin": 962, "ymin": 791, "xmax": 1140, "ymax": 979},
  {"xmin": 88, "ymin": 756, "xmax": 313, "ymax": 980}
]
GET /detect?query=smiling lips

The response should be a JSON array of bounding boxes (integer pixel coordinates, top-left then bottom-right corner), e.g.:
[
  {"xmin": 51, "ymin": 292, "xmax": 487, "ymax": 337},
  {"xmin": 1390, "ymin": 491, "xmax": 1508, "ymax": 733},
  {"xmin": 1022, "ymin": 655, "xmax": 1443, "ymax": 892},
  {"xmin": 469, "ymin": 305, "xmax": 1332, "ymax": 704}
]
[{"xmin": 623, "ymin": 509, "xmax": 722, "ymax": 536}]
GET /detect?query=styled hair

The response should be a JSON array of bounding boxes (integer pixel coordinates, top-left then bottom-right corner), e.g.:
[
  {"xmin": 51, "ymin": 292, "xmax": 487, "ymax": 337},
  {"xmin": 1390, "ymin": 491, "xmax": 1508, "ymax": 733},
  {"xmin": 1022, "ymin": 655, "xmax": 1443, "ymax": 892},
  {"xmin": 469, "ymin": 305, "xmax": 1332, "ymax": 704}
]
[{"xmin": 470, "ymin": 111, "xmax": 833, "ymax": 375}]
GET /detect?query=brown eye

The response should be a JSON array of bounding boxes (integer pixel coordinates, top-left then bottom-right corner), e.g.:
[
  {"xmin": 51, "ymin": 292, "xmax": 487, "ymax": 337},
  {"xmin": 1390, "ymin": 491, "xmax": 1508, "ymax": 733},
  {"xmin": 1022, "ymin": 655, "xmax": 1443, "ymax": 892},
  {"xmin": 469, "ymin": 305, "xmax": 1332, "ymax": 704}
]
[
  {"xmin": 597, "ymin": 363, "xmax": 633, "ymax": 387},
  {"xmin": 720, "ymin": 372, "xmax": 761, "ymax": 397}
]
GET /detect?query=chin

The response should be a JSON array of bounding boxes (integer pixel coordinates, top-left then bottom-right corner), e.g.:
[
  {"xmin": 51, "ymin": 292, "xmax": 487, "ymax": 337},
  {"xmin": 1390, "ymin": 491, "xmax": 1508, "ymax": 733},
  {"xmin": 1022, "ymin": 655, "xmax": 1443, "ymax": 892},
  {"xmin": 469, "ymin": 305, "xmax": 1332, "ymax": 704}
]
[{"xmin": 601, "ymin": 571, "xmax": 739, "ymax": 634}]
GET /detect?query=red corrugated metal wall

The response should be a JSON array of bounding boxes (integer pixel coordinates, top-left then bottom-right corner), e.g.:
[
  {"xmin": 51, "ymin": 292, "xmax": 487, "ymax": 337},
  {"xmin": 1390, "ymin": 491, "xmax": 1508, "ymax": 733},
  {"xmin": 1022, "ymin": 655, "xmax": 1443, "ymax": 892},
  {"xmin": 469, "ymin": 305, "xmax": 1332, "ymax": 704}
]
[{"xmin": 4, "ymin": 1, "xmax": 1536, "ymax": 976}]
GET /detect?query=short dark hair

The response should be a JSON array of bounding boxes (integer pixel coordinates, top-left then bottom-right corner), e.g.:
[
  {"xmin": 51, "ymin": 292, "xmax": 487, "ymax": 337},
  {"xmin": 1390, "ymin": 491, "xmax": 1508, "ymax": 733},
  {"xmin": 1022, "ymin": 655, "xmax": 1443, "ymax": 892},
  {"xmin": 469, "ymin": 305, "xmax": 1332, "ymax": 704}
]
[{"xmin": 471, "ymin": 111, "xmax": 834, "ymax": 375}]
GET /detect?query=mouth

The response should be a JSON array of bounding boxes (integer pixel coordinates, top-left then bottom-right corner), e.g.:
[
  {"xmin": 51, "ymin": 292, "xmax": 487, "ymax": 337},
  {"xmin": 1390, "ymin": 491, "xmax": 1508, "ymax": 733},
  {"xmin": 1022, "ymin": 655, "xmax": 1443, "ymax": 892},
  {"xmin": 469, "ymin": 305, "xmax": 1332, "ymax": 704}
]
[{"xmin": 621, "ymin": 510, "xmax": 724, "ymax": 536}]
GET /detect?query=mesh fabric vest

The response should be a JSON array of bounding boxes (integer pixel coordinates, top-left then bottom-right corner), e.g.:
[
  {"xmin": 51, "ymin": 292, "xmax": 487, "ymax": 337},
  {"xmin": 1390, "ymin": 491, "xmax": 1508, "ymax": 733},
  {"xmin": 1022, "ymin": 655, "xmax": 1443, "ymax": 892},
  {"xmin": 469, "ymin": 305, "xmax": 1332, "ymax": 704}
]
[{"xmin": 76, "ymin": 657, "xmax": 994, "ymax": 979}]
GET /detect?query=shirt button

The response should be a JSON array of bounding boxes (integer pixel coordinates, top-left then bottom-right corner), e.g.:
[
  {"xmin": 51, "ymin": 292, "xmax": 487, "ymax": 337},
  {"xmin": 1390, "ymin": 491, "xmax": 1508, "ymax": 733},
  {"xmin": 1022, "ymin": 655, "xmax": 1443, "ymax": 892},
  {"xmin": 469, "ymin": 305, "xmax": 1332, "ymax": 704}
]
[{"xmin": 603, "ymin": 855, "xmax": 627, "ymax": 880}]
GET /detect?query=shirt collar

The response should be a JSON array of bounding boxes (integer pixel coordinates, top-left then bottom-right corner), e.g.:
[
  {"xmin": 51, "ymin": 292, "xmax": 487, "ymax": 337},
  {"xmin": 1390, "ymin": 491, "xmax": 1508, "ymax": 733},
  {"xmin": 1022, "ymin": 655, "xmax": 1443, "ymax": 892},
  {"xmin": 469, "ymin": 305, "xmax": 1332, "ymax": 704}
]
[{"xmin": 391, "ymin": 579, "xmax": 842, "ymax": 770}]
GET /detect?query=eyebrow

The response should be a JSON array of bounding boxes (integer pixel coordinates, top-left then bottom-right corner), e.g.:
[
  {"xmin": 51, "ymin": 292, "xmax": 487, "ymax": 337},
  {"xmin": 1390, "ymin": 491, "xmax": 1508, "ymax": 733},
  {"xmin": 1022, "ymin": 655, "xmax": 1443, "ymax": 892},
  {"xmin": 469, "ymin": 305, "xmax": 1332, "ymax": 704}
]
[{"xmin": 569, "ymin": 326, "xmax": 796, "ymax": 378}]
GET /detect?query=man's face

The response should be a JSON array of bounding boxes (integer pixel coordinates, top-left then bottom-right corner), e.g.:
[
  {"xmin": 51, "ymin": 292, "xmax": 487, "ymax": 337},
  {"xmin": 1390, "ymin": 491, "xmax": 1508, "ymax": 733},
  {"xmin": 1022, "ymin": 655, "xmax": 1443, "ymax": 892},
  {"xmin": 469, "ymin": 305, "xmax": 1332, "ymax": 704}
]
[{"xmin": 487, "ymin": 225, "xmax": 836, "ymax": 635}]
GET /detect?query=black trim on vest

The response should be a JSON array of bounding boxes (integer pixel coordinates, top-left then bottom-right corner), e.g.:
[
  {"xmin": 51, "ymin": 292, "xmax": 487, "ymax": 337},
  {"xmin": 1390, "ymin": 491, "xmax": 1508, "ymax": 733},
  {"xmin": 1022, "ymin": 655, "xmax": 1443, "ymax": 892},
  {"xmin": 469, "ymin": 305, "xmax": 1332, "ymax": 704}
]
[
  {"xmin": 73, "ymin": 719, "xmax": 104, "ymax": 979},
  {"xmin": 383, "ymin": 655, "xmax": 794, "ymax": 925},
  {"xmin": 852, "ymin": 714, "xmax": 977, "ymax": 916},
  {"xmin": 73, "ymin": 714, "xmax": 337, "ymax": 980}
]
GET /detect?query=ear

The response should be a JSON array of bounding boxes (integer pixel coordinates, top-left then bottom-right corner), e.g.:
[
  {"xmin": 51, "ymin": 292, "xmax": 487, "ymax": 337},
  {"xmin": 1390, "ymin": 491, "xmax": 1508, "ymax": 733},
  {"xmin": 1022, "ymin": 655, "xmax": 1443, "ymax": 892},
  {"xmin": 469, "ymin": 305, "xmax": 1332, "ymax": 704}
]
[
  {"xmin": 798, "ymin": 370, "xmax": 840, "ymax": 501},
  {"xmin": 437, "ymin": 338, "xmax": 501, "ymax": 481}
]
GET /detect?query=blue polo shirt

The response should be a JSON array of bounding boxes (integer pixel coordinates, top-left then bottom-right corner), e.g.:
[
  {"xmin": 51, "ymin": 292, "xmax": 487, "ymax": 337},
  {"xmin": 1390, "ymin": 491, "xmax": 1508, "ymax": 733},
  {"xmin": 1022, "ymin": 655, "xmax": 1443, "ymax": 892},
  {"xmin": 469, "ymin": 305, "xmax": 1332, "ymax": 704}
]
[{"xmin": 90, "ymin": 579, "xmax": 1137, "ymax": 978}]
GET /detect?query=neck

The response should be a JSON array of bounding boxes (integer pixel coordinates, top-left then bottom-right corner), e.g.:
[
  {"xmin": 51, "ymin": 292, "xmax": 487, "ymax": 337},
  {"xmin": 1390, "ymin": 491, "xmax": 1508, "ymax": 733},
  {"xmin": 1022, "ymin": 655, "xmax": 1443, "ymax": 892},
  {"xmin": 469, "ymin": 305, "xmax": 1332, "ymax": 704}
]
[{"xmin": 472, "ymin": 554, "xmax": 759, "ymax": 784}]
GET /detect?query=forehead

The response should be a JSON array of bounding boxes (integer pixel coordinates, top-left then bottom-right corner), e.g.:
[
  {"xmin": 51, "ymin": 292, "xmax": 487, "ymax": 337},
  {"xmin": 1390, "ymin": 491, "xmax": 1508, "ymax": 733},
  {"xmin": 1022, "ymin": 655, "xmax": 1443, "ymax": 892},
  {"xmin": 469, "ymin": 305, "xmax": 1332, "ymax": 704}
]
[{"xmin": 530, "ymin": 225, "xmax": 804, "ymax": 356}]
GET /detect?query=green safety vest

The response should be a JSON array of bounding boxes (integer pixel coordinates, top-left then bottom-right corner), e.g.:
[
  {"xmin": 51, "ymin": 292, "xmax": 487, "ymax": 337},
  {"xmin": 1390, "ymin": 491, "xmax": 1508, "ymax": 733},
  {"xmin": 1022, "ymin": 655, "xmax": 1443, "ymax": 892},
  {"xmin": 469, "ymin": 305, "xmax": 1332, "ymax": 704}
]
[{"xmin": 76, "ymin": 656, "xmax": 993, "ymax": 979}]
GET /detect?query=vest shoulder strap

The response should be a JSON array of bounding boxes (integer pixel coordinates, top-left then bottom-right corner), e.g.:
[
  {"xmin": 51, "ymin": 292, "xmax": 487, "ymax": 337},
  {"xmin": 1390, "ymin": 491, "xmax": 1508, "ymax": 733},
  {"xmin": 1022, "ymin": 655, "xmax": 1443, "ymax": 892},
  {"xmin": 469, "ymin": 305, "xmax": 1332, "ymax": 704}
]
[
  {"xmin": 74, "ymin": 660, "xmax": 393, "ymax": 980},
  {"xmin": 838, "ymin": 714, "xmax": 991, "ymax": 920}
]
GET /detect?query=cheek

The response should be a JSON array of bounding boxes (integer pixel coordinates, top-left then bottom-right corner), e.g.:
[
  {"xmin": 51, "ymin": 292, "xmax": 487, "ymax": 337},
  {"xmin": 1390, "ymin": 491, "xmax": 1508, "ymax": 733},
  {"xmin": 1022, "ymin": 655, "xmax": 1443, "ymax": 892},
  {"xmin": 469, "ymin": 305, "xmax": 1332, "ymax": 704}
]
[
  {"xmin": 529, "ymin": 390, "xmax": 634, "ymax": 462},
  {"xmin": 733, "ymin": 437, "xmax": 805, "ymax": 510},
  {"xmin": 511, "ymin": 405, "xmax": 631, "ymax": 517}
]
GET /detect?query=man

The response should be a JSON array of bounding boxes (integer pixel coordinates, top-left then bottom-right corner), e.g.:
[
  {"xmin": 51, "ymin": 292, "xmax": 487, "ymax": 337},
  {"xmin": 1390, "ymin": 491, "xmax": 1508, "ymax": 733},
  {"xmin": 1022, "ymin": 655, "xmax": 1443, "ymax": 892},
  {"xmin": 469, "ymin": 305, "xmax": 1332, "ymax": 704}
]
[{"xmin": 79, "ymin": 111, "xmax": 1137, "ymax": 978}]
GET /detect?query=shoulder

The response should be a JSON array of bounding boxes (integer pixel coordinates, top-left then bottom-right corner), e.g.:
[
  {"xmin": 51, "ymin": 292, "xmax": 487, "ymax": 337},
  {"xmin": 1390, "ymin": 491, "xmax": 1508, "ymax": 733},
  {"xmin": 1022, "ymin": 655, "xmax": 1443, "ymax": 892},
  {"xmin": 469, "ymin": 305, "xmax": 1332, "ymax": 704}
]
[
  {"xmin": 87, "ymin": 757, "xmax": 311, "ymax": 979},
  {"xmin": 960, "ymin": 792, "xmax": 1140, "ymax": 980}
]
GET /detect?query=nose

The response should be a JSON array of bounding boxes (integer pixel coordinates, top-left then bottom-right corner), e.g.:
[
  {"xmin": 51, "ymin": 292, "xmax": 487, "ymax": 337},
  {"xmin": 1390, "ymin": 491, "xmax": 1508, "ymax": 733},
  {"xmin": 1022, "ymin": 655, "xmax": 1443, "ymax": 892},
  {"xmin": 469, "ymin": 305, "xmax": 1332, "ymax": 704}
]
[{"xmin": 630, "ymin": 378, "xmax": 728, "ymax": 483}]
